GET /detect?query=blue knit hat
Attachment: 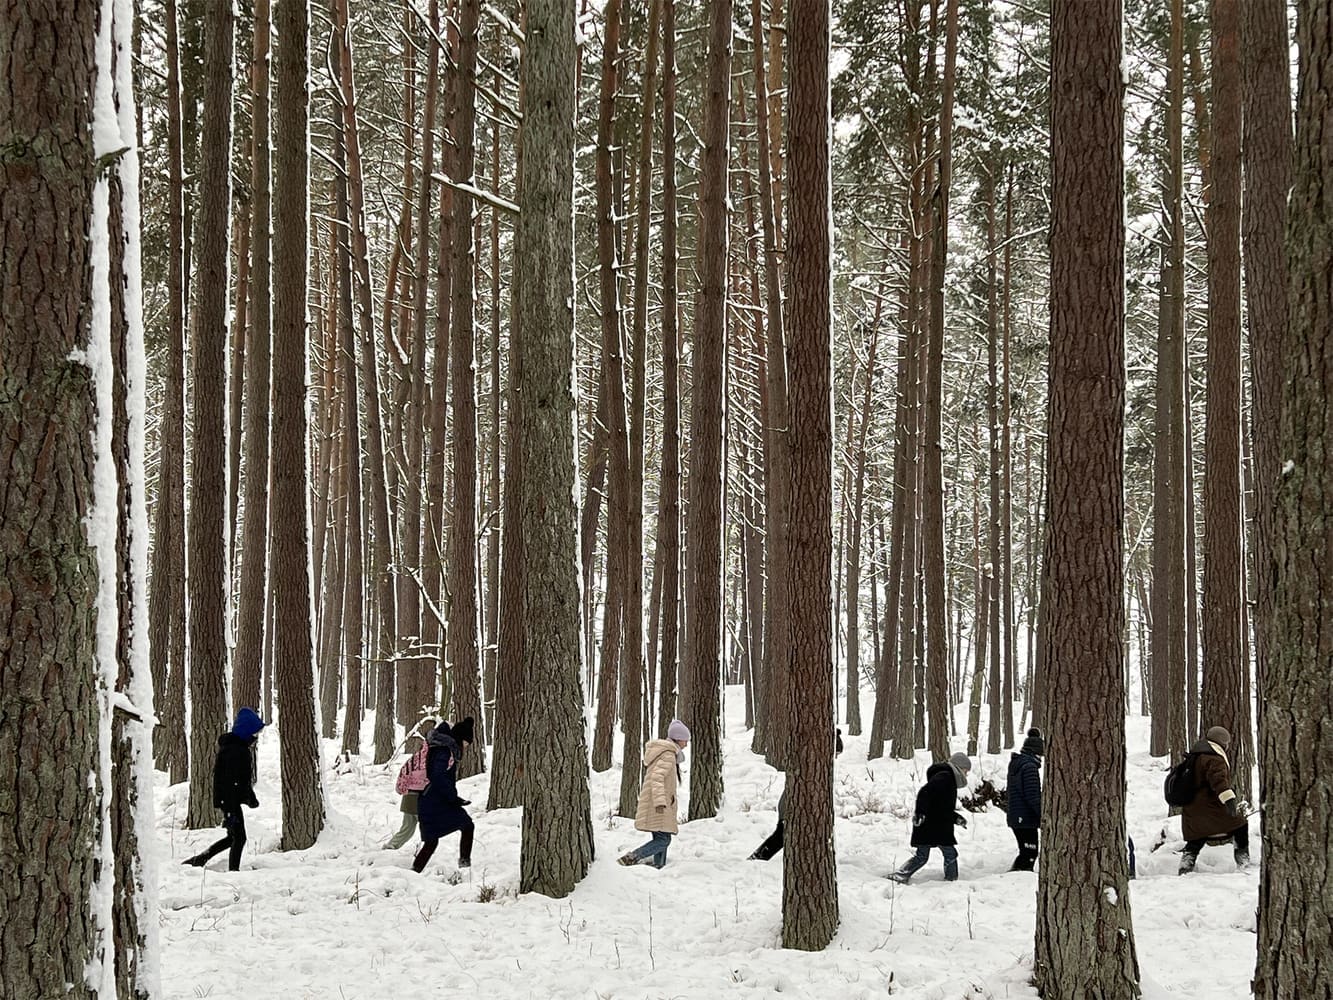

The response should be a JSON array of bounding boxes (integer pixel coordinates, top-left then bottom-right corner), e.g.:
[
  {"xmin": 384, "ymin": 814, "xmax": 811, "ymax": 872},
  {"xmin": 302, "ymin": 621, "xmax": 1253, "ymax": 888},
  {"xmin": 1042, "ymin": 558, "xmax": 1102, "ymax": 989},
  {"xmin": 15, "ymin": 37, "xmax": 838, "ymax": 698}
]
[{"xmin": 233, "ymin": 708, "xmax": 266, "ymax": 740}]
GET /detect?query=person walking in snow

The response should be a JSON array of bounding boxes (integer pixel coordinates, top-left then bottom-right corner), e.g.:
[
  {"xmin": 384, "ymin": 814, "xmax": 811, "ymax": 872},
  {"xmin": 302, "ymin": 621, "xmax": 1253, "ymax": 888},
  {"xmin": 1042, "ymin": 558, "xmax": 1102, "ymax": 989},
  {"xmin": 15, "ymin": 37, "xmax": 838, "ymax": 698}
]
[
  {"xmin": 413, "ymin": 717, "xmax": 475, "ymax": 873},
  {"xmin": 749, "ymin": 729, "xmax": 843, "ymax": 861},
  {"xmin": 619, "ymin": 720, "xmax": 691, "ymax": 869},
  {"xmin": 1006, "ymin": 728, "xmax": 1043, "ymax": 871},
  {"xmin": 887, "ymin": 752, "xmax": 972, "ymax": 883},
  {"xmin": 384, "ymin": 720, "xmax": 435, "ymax": 851},
  {"xmin": 1178, "ymin": 725, "xmax": 1249, "ymax": 874},
  {"xmin": 183, "ymin": 708, "xmax": 266, "ymax": 871}
]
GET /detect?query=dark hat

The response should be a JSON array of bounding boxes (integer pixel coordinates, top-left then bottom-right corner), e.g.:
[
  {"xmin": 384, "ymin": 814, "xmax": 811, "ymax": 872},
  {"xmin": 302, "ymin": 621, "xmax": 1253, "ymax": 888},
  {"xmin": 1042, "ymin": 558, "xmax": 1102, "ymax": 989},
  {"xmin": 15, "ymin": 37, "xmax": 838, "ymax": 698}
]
[
  {"xmin": 452, "ymin": 716, "xmax": 476, "ymax": 745},
  {"xmin": 1206, "ymin": 726, "xmax": 1231, "ymax": 749},
  {"xmin": 233, "ymin": 708, "xmax": 266, "ymax": 740},
  {"xmin": 1021, "ymin": 727, "xmax": 1045, "ymax": 757}
]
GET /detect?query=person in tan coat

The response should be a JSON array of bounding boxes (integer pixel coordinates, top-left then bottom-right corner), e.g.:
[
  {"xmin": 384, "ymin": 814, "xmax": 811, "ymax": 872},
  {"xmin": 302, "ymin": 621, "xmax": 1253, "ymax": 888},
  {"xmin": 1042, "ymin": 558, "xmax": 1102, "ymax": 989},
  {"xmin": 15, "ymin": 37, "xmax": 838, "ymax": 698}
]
[
  {"xmin": 618, "ymin": 720, "xmax": 690, "ymax": 868},
  {"xmin": 1179, "ymin": 725, "xmax": 1250, "ymax": 873}
]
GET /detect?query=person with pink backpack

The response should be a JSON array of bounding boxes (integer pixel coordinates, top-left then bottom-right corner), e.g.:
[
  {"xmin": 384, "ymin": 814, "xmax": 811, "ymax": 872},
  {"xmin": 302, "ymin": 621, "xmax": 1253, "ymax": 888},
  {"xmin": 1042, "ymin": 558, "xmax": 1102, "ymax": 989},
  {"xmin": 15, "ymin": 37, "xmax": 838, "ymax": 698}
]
[{"xmin": 384, "ymin": 720, "xmax": 435, "ymax": 850}]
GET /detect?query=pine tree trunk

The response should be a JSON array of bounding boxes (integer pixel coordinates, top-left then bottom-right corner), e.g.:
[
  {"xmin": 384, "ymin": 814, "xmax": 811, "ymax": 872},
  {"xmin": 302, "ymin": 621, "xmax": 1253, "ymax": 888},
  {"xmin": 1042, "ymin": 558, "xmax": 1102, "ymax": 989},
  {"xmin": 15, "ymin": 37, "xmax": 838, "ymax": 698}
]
[
  {"xmin": 985, "ymin": 158, "xmax": 1004, "ymax": 757},
  {"xmin": 333, "ymin": 114, "xmax": 366, "ymax": 757},
  {"xmin": 1254, "ymin": 12, "xmax": 1333, "ymax": 994},
  {"xmin": 1034, "ymin": 2, "xmax": 1141, "ymax": 995},
  {"xmin": 781, "ymin": 0, "xmax": 839, "ymax": 951},
  {"xmin": 0, "ymin": 2, "xmax": 101, "ymax": 991},
  {"xmin": 1200, "ymin": 0, "xmax": 1252, "ymax": 803},
  {"xmin": 271, "ymin": 0, "xmax": 324, "ymax": 850},
  {"xmin": 592, "ymin": 0, "xmax": 629, "ymax": 774},
  {"xmin": 187, "ymin": 0, "xmax": 236, "ymax": 828},
  {"xmin": 684, "ymin": 0, "xmax": 731, "ymax": 821},
  {"xmin": 921, "ymin": 0, "xmax": 958, "ymax": 764},
  {"xmin": 750, "ymin": 0, "xmax": 792, "ymax": 769},
  {"xmin": 655, "ymin": 0, "xmax": 682, "ymax": 739},
  {"xmin": 516, "ymin": 0, "xmax": 594, "ymax": 896},
  {"xmin": 152, "ymin": 0, "xmax": 190, "ymax": 781},
  {"xmin": 1149, "ymin": 0, "xmax": 1190, "ymax": 762},
  {"xmin": 843, "ymin": 298, "xmax": 880, "ymax": 738},
  {"xmin": 448, "ymin": 0, "xmax": 485, "ymax": 774},
  {"xmin": 617, "ymin": 0, "xmax": 661, "ymax": 817},
  {"xmin": 333, "ymin": 0, "xmax": 399, "ymax": 762},
  {"xmin": 234, "ymin": 0, "xmax": 272, "ymax": 719},
  {"xmin": 1240, "ymin": 0, "xmax": 1290, "ymax": 792}
]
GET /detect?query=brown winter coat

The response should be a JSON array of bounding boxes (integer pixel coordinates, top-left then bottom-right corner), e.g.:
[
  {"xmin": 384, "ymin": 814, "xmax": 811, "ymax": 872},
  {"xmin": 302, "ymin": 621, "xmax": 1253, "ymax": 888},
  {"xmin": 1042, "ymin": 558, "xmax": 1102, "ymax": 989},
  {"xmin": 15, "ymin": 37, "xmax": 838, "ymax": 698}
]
[
  {"xmin": 1181, "ymin": 740, "xmax": 1244, "ymax": 841},
  {"xmin": 634, "ymin": 739, "xmax": 681, "ymax": 834}
]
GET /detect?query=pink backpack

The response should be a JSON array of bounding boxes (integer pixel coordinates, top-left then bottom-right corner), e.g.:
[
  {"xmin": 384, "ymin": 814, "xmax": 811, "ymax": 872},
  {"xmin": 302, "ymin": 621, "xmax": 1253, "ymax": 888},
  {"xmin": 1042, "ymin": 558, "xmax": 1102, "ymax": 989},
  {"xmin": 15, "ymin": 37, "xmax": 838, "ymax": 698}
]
[{"xmin": 395, "ymin": 744, "xmax": 430, "ymax": 795}]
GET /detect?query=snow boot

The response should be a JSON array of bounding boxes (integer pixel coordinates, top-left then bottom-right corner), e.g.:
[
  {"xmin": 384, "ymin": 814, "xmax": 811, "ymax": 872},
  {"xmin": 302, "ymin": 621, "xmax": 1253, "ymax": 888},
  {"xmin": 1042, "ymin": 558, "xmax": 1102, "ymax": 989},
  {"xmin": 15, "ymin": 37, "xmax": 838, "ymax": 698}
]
[
  {"xmin": 885, "ymin": 870, "xmax": 911, "ymax": 885},
  {"xmin": 182, "ymin": 854, "xmax": 207, "ymax": 868},
  {"xmin": 618, "ymin": 853, "xmax": 639, "ymax": 866},
  {"xmin": 1234, "ymin": 849, "xmax": 1251, "ymax": 870},
  {"xmin": 1178, "ymin": 853, "xmax": 1197, "ymax": 875}
]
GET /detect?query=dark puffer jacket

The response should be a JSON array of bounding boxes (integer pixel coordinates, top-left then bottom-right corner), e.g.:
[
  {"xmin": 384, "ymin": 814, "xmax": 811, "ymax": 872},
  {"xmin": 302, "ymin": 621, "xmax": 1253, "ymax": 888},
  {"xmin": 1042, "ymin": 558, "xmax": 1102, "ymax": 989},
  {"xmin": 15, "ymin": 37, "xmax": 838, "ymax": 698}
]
[
  {"xmin": 213, "ymin": 733, "xmax": 259, "ymax": 813},
  {"xmin": 910, "ymin": 762, "xmax": 961, "ymax": 847},
  {"xmin": 1181, "ymin": 740, "xmax": 1244, "ymax": 841},
  {"xmin": 417, "ymin": 725, "xmax": 473, "ymax": 841},
  {"xmin": 1006, "ymin": 752, "xmax": 1042, "ymax": 829}
]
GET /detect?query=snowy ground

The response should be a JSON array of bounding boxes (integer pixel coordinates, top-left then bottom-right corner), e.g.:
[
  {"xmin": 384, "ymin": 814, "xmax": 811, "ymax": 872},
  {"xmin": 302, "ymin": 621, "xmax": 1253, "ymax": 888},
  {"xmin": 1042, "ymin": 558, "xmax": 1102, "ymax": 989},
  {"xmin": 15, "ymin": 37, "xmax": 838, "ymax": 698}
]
[{"xmin": 157, "ymin": 695, "xmax": 1259, "ymax": 999}]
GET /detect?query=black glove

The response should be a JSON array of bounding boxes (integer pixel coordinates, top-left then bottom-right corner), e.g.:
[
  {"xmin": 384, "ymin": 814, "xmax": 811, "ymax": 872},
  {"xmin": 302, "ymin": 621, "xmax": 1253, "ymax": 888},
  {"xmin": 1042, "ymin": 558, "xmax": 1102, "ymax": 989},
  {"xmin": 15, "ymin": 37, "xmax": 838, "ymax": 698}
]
[
  {"xmin": 248, "ymin": 794, "xmax": 260, "ymax": 809},
  {"xmin": 455, "ymin": 798, "xmax": 471, "ymax": 807},
  {"xmin": 953, "ymin": 812, "xmax": 968, "ymax": 828},
  {"xmin": 1225, "ymin": 798, "xmax": 1240, "ymax": 818}
]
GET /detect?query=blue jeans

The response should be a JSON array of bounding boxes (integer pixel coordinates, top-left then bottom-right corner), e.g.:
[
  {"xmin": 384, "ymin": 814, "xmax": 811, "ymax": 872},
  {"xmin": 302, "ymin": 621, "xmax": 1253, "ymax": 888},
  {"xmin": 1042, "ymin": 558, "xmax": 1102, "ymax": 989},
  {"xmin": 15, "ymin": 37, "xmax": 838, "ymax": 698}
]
[
  {"xmin": 629, "ymin": 831, "xmax": 672, "ymax": 868},
  {"xmin": 896, "ymin": 844, "xmax": 958, "ymax": 881}
]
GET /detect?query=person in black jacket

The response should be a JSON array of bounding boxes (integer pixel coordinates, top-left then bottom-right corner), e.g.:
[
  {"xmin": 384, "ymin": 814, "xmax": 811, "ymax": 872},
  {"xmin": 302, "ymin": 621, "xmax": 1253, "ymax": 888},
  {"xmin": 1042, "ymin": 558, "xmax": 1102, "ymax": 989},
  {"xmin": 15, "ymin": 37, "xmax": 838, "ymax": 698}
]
[
  {"xmin": 887, "ymin": 753, "xmax": 972, "ymax": 883},
  {"xmin": 183, "ymin": 708, "xmax": 266, "ymax": 871},
  {"xmin": 413, "ymin": 717, "xmax": 476, "ymax": 873},
  {"xmin": 1006, "ymin": 728, "xmax": 1044, "ymax": 871}
]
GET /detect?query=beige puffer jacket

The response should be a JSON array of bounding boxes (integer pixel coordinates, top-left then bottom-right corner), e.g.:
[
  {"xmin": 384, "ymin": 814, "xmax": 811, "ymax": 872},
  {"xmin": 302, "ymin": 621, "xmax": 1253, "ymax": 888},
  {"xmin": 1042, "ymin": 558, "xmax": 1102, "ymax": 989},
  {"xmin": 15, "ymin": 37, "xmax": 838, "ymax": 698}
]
[{"xmin": 634, "ymin": 739, "xmax": 681, "ymax": 834}]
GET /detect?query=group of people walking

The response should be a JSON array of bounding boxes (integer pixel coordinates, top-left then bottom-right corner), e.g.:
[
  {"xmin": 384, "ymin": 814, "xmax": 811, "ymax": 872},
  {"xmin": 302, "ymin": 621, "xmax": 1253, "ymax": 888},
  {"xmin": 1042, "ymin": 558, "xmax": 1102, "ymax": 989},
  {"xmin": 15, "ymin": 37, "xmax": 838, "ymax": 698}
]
[{"xmin": 184, "ymin": 708, "xmax": 1253, "ymax": 881}]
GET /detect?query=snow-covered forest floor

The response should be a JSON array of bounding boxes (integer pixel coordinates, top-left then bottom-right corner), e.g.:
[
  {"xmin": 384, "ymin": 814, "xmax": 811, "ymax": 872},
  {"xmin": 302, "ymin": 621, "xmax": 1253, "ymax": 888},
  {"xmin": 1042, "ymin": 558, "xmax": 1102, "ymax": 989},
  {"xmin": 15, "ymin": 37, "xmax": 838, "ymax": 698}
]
[{"xmin": 157, "ymin": 695, "xmax": 1259, "ymax": 999}]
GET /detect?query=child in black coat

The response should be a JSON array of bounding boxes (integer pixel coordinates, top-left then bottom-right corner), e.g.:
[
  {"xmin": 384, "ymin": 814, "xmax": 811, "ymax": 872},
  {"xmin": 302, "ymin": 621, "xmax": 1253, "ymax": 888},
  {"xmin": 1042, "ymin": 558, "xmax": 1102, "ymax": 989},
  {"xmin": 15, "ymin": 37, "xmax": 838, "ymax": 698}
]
[
  {"xmin": 748, "ymin": 729, "xmax": 843, "ymax": 861},
  {"xmin": 887, "ymin": 753, "xmax": 972, "ymax": 883},
  {"xmin": 183, "ymin": 708, "xmax": 266, "ymax": 871}
]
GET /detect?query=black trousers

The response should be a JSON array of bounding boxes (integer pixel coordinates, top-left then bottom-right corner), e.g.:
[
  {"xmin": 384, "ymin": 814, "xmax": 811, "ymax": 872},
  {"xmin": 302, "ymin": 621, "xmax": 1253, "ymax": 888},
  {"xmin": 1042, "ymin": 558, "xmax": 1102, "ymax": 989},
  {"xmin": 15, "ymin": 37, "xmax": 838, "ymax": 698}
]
[
  {"xmin": 413, "ymin": 822, "xmax": 475, "ymax": 873},
  {"xmin": 197, "ymin": 811, "xmax": 248, "ymax": 871},
  {"xmin": 1010, "ymin": 827, "xmax": 1039, "ymax": 871},
  {"xmin": 751, "ymin": 820, "xmax": 785, "ymax": 861},
  {"xmin": 1182, "ymin": 823, "xmax": 1249, "ymax": 864}
]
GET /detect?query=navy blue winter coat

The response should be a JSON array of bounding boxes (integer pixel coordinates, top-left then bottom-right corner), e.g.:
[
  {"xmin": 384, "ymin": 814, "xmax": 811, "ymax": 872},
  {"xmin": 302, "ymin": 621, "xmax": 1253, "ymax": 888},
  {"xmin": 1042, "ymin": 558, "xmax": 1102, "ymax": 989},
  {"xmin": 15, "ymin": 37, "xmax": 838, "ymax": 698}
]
[
  {"xmin": 911, "ymin": 762, "xmax": 961, "ymax": 847},
  {"xmin": 417, "ymin": 727, "xmax": 473, "ymax": 841},
  {"xmin": 1006, "ymin": 751, "xmax": 1042, "ymax": 829}
]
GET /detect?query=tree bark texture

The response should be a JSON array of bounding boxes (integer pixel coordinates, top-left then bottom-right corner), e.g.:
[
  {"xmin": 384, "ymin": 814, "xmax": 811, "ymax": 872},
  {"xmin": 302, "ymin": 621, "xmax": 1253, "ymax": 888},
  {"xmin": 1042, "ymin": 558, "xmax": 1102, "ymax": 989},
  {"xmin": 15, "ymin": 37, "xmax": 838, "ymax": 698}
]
[
  {"xmin": 186, "ymin": 0, "xmax": 235, "ymax": 829},
  {"xmin": 271, "ymin": 0, "xmax": 324, "ymax": 851},
  {"xmin": 618, "ymin": 0, "xmax": 661, "ymax": 818},
  {"xmin": 1201, "ymin": 0, "xmax": 1252, "ymax": 803},
  {"xmin": 0, "ymin": 1, "xmax": 101, "ymax": 993},
  {"xmin": 1034, "ymin": 2, "xmax": 1141, "ymax": 996},
  {"xmin": 1149, "ymin": 0, "xmax": 1189, "ymax": 762},
  {"xmin": 655, "ymin": 0, "xmax": 682, "ymax": 740},
  {"xmin": 1241, "ymin": 0, "xmax": 1291, "ymax": 791},
  {"xmin": 684, "ymin": 0, "xmax": 731, "ymax": 821},
  {"xmin": 751, "ymin": 0, "xmax": 792, "ymax": 769},
  {"xmin": 922, "ymin": 0, "xmax": 958, "ymax": 764},
  {"xmin": 592, "ymin": 0, "xmax": 629, "ymax": 775},
  {"xmin": 449, "ymin": 0, "xmax": 485, "ymax": 776},
  {"xmin": 234, "ymin": 0, "xmax": 273, "ymax": 720},
  {"xmin": 150, "ymin": 0, "xmax": 190, "ymax": 782},
  {"xmin": 780, "ymin": 0, "xmax": 839, "ymax": 952},
  {"xmin": 1253, "ymin": 5, "xmax": 1333, "ymax": 996},
  {"xmin": 516, "ymin": 0, "xmax": 595, "ymax": 898}
]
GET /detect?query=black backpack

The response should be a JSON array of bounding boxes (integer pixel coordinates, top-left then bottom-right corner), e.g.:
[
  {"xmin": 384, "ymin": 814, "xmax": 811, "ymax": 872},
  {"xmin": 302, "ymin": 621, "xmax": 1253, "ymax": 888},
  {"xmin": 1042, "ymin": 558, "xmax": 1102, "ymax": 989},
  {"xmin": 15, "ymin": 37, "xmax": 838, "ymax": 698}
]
[{"xmin": 1163, "ymin": 752, "xmax": 1201, "ymax": 806}]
